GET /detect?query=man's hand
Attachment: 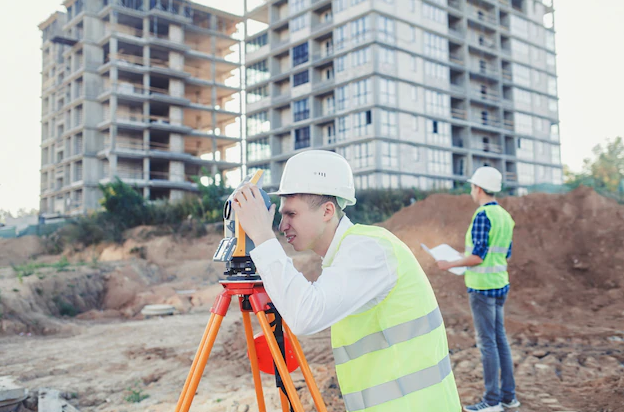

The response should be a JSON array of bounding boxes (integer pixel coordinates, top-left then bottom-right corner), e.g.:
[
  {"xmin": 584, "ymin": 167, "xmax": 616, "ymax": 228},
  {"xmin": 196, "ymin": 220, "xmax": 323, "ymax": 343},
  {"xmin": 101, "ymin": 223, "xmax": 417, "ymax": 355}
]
[
  {"xmin": 437, "ymin": 254, "xmax": 484, "ymax": 271},
  {"xmin": 231, "ymin": 183, "xmax": 277, "ymax": 246},
  {"xmin": 437, "ymin": 260, "xmax": 454, "ymax": 271}
]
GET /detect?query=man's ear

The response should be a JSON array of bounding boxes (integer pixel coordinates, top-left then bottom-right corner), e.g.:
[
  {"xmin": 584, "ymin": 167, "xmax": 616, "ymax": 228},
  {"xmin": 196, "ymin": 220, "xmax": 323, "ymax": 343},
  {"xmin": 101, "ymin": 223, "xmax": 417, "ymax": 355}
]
[{"xmin": 322, "ymin": 201, "xmax": 336, "ymax": 221}]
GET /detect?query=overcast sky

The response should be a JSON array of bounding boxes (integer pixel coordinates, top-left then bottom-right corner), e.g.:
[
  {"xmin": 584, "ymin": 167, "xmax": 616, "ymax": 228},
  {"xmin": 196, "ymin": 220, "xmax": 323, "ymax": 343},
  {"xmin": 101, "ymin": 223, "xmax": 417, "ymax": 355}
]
[{"xmin": 0, "ymin": 0, "xmax": 622, "ymax": 214}]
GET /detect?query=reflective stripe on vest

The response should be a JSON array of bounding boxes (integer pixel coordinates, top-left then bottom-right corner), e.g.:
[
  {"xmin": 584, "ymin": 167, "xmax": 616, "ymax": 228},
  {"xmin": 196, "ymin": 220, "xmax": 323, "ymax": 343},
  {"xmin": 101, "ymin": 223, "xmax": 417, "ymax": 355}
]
[
  {"xmin": 469, "ymin": 264, "xmax": 508, "ymax": 273},
  {"xmin": 342, "ymin": 354, "xmax": 453, "ymax": 412},
  {"xmin": 333, "ymin": 306, "xmax": 443, "ymax": 365},
  {"xmin": 465, "ymin": 246, "xmax": 509, "ymax": 254}
]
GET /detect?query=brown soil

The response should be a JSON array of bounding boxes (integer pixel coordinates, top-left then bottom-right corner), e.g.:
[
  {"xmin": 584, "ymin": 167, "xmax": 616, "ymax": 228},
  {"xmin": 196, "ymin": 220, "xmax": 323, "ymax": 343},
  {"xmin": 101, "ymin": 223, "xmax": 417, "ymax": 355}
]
[{"xmin": 1, "ymin": 187, "xmax": 623, "ymax": 412}]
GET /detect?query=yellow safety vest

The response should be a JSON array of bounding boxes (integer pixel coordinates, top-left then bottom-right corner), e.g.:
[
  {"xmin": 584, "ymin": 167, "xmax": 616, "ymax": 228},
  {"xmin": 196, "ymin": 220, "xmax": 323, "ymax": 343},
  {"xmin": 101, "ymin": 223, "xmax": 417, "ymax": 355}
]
[
  {"xmin": 328, "ymin": 224, "xmax": 461, "ymax": 412},
  {"xmin": 464, "ymin": 204, "xmax": 515, "ymax": 290}
]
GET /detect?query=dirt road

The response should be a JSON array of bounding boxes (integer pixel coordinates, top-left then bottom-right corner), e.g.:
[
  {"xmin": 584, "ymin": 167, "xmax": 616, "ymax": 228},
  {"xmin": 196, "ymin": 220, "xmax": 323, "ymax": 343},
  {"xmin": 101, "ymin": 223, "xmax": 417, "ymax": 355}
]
[{"xmin": 2, "ymin": 299, "xmax": 623, "ymax": 412}]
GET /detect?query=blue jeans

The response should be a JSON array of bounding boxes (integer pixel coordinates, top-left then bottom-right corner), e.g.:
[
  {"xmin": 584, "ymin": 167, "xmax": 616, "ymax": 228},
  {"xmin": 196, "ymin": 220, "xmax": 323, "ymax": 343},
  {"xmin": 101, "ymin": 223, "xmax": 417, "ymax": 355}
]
[{"xmin": 469, "ymin": 292, "xmax": 516, "ymax": 405}]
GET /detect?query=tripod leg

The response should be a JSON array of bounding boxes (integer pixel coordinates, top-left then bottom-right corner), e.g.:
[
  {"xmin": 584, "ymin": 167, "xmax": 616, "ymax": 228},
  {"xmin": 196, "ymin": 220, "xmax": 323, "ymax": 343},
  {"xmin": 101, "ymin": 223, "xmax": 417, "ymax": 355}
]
[
  {"xmin": 279, "ymin": 390, "xmax": 291, "ymax": 412},
  {"xmin": 175, "ymin": 314, "xmax": 216, "ymax": 412},
  {"xmin": 177, "ymin": 313, "xmax": 225, "ymax": 412},
  {"xmin": 241, "ymin": 310, "xmax": 267, "ymax": 412},
  {"xmin": 284, "ymin": 324, "xmax": 328, "ymax": 412},
  {"xmin": 256, "ymin": 311, "xmax": 305, "ymax": 412}
]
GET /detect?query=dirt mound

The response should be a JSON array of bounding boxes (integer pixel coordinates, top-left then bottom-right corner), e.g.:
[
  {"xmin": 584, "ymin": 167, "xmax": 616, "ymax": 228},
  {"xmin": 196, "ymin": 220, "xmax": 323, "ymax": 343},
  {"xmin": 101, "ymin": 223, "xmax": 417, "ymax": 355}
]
[
  {"xmin": 382, "ymin": 186, "xmax": 624, "ymax": 332},
  {"xmin": 0, "ymin": 236, "xmax": 43, "ymax": 267}
]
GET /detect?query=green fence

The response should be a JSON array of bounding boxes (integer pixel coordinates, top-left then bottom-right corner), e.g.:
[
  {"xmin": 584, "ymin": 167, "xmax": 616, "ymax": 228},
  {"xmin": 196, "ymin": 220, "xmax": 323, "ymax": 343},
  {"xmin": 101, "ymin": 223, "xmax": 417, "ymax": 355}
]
[{"xmin": 0, "ymin": 221, "xmax": 67, "ymax": 239}]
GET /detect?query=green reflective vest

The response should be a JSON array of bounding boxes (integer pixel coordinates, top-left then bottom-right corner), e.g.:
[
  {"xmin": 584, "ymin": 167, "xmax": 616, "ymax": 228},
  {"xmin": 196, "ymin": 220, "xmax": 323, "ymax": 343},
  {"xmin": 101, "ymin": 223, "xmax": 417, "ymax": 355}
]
[
  {"xmin": 328, "ymin": 224, "xmax": 461, "ymax": 412},
  {"xmin": 464, "ymin": 204, "xmax": 515, "ymax": 290}
]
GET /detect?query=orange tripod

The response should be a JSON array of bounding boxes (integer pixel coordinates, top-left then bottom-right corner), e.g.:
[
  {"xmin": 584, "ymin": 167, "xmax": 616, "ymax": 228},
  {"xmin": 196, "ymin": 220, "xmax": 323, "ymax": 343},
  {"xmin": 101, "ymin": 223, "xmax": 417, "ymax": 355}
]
[{"xmin": 174, "ymin": 277, "xmax": 328, "ymax": 412}]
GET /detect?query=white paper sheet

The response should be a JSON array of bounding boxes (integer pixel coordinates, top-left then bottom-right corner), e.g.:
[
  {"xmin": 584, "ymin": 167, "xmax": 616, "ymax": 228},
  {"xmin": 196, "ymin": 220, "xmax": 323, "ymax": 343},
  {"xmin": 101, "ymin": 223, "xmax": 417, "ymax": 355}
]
[{"xmin": 421, "ymin": 243, "xmax": 467, "ymax": 276}]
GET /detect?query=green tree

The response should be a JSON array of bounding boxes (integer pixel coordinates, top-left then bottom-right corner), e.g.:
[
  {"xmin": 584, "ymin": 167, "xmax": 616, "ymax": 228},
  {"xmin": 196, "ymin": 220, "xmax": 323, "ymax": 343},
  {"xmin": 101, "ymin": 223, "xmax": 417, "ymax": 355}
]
[
  {"xmin": 98, "ymin": 178, "xmax": 148, "ymax": 230},
  {"xmin": 565, "ymin": 137, "xmax": 624, "ymax": 197},
  {"xmin": 586, "ymin": 137, "xmax": 624, "ymax": 192}
]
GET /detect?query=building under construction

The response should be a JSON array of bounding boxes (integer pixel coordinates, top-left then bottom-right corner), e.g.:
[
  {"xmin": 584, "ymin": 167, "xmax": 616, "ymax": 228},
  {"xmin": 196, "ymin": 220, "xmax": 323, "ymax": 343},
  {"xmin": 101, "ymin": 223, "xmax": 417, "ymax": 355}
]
[
  {"xmin": 39, "ymin": 0, "xmax": 244, "ymax": 215},
  {"xmin": 243, "ymin": 0, "xmax": 562, "ymax": 193}
]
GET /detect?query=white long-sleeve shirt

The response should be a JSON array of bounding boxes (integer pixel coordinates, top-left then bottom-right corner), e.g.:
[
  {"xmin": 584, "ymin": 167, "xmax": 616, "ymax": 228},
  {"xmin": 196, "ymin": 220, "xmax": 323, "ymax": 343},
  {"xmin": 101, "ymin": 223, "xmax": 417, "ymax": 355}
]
[{"xmin": 249, "ymin": 216, "xmax": 397, "ymax": 336}]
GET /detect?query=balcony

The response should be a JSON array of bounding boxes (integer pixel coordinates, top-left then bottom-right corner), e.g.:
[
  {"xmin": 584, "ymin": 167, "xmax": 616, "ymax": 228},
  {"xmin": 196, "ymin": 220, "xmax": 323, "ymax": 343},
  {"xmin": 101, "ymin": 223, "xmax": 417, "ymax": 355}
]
[
  {"xmin": 312, "ymin": 18, "xmax": 333, "ymax": 34},
  {"xmin": 448, "ymin": 28, "xmax": 465, "ymax": 41},
  {"xmin": 450, "ymin": 84, "xmax": 466, "ymax": 95},
  {"xmin": 312, "ymin": 47, "xmax": 334, "ymax": 63},
  {"xmin": 107, "ymin": 52, "xmax": 146, "ymax": 69},
  {"xmin": 105, "ymin": 0, "xmax": 145, "ymax": 12},
  {"xmin": 451, "ymin": 108, "xmax": 467, "ymax": 120},
  {"xmin": 470, "ymin": 62, "xmax": 499, "ymax": 77},
  {"xmin": 449, "ymin": 53, "xmax": 465, "ymax": 66},
  {"xmin": 478, "ymin": 141, "xmax": 503, "ymax": 154},
  {"xmin": 104, "ymin": 23, "xmax": 143, "ymax": 41},
  {"xmin": 470, "ymin": 114, "xmax": 502, "ymax": 128},
  {"xmin": 146, "ymin": 31, "xmax": 188, "ymax": 51},
  {"xmin": 117, "ymin": 170, "xmax": 145, "ymax": 180},
  {"xmin": 273, "ymin": 92, "xmax": 291, "ymax": 104},
  {"xmin": 467, "ymin": 33, "xmax": 496, "ymax": 50},
  {"xmin": 448, "ymin": 0, "xmax": 463, "ymax": 10},
  {"xmin": 114, "ymin": 139, "xmax": 145, "ymax": 152},
  {"xmin": 313, "ymin": 78, "xmax": 335, "ymax": 93},
  {"xmin": 471, "ymin": 87, "xmax": 500, "ymax": 103},
  {"xmin": 147, "ymin": 1, "xmax": 193, "ymax": 24},
  {"xmin": 467, "ymin": 7, "xmax": 497, "ymax": 27}
]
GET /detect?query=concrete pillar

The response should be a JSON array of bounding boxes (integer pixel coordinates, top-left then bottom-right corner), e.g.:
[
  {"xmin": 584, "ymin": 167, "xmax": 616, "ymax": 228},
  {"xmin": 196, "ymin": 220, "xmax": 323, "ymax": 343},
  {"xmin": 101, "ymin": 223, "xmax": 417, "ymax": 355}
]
[
  {"xmin": 143, "ymin": 129, "xmax": 150, "ymax": 151},
  {"xmin": 144, "ymin": 44, "xmax": 150, "ymax": 67},
  {"xmin": 110, "ymin": 37, "xmax": 118, "ymax": 56},
  {"xmin": 143, "ymin": 157, "xmax": 150, "ymax": 181},
  {"xmin": 170, "ymin": 79, "xmax": 184, "ymax": 98},
  {"xmin": 170, "ymin": 134, "xmax": 184, "ymax": 153},
  {"xmin": 109, "ymin": 154, "xmax": 118, "ymax": 177},
  {"xmin": 170, "ymin": 24, "xmax": 183, "ymax": 43},
  {"xmin": 170, "ymin": 106, "xmax": 183, "ymax": 125},
  {"xmin": 143, "ymin": 71, "xmax": 149, "ymax": 94},
  {"xmin": 170, "ymin": 161, "xmax": 184, "ymax": 182},
  {"xmin": 110, "ymin": 96, "xmax": 117, "ymax": 150}
]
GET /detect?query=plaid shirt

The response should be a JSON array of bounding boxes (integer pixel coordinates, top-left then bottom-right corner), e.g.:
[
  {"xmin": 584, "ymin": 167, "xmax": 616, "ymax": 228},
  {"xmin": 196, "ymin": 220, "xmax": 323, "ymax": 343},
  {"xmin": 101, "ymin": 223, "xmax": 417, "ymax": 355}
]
[{"xmin": 467, "ymin": 201, "xmax": 512, "ymax": 297}]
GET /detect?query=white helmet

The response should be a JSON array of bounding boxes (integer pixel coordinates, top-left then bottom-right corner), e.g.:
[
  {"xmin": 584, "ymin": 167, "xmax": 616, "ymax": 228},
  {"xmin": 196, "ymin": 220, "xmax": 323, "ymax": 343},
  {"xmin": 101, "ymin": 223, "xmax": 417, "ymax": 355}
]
[
  {"xmin": 468, "ymin": 166, "xmax": 502, "ymax": 193},
  {"xmin": 270, "ymin": 150, "xmax": 356, "ymax": 208}
]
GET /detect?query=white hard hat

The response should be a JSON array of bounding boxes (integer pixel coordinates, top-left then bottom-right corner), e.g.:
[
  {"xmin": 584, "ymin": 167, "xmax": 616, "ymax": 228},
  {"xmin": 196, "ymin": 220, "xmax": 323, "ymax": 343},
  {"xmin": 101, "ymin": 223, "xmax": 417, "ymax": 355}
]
[
  {"xmin": 468, "ymin": 166, "xmax": 502, "ymax": 193},
  {"xmin": 270, "ymin": 150, "xmax": 356, "ymax": 208}
]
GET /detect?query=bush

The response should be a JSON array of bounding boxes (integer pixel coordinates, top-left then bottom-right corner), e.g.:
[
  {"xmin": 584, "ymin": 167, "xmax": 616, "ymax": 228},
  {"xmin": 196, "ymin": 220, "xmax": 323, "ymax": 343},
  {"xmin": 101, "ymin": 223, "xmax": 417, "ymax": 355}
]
[
  {"xmin": 53, "ymin": 296, "xmax": 78, "ymax": 317},
  {"xmin": 59, "ymin": 213, "xmax": 115, "ymax": 246},
  {"xmin": 47, "ymin": 175, "xmax": 229, "ymax": 248}
]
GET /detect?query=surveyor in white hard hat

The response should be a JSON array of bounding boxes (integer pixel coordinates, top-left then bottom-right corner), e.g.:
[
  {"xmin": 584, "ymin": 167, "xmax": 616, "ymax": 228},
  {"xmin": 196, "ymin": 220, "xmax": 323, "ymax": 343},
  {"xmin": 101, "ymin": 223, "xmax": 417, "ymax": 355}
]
[
  {"xmin": 437, "ymin": 166, "xmax": 519, "ymax": 412},
  {"xmin": 232, "ymin": 150, "xmax": 461, "ymax": 412}
]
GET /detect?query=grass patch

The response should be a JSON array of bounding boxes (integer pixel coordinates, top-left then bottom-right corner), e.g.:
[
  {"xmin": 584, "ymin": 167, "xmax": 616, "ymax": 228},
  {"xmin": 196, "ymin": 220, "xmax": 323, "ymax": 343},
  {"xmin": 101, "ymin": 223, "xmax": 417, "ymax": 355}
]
[
  {"xmin": 124, "ymin": 384, "xmax": 149, "ymax": 403},
  {"xmin": 51, "ymin": 256, "xmax": 71, "ymax": 272},
  {"xmin": 12, "ymin": 257, "xmax": 75, "ymax": 282}
]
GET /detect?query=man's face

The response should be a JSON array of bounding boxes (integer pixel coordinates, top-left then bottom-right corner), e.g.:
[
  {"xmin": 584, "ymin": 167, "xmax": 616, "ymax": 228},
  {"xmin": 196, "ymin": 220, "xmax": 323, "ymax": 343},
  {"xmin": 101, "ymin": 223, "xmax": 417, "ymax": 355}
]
[
  {"xmin": 278, "ymin": 196, "xmax": 326, "ymax": 252},
  {"xmin": 470, "ymin": 184, "xmax": 479, "ymax": 203}
]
